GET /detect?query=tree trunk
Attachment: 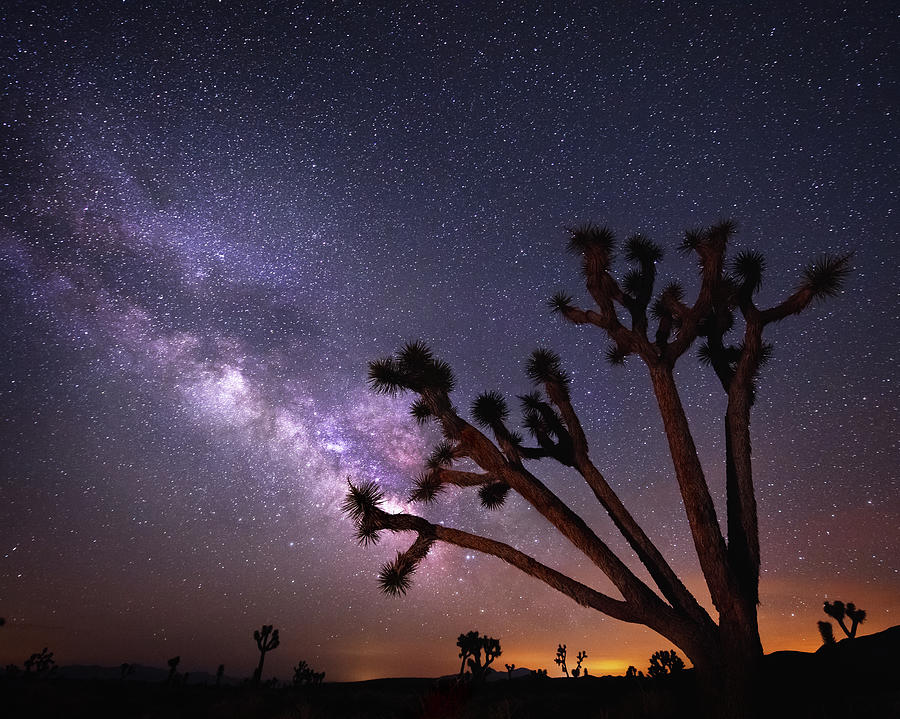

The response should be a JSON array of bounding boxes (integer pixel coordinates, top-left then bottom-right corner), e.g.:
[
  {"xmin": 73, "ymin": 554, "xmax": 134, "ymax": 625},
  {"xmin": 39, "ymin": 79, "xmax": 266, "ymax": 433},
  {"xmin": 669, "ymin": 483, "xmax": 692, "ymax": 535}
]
[
  {"xmin": 253, "ymin": 652, "xmax": 265, "ymax": 684},
  {"xmin": 686, "ymin": 614, "xmax": 764, "ymax": 719}
]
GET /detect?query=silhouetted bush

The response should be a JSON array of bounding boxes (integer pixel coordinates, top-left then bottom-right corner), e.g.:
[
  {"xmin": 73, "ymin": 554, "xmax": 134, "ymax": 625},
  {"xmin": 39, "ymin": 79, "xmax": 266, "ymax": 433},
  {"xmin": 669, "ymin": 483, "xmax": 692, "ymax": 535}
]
[{"xmin": 647, "ymin": 650, "xmax": 684, "ymax": 678}]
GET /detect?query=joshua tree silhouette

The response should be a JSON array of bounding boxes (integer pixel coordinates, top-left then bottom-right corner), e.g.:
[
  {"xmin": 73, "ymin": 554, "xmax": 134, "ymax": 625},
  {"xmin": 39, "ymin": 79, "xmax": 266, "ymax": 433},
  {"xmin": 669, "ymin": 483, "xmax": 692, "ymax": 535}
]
[
  {"xmin": 455, "ymin": 631, "xmax": 501, "ymax": 681},
  {"xmin": 554, "ymin": 644, "xmax": 569, "ymax": 677},
  {"xmin": 344, "ymin": 221, "xmax": 851, "ymax": 719},
  {"xmin": 626, "ymin": 665, "xmax": 644, "ymax": 679},
  {"xmin": 505, "ymin": 662, "xmax": 516, "ymax": 679},
  {"xmin": 166, "ymin": 656, "xmax": 180, "ymax": 684},
  {"xmin": 252, "ymin": 625, "xmax": 280, "ymax": 685},
  {"xmin": 648, "ymin": 649, "xmax": 685, "ymax": 678},
  {"xmin": 24, "ymin": 647, "xmax": 55, "ymax": 676},
  {"xmin": 572, "ymin": 650, "xmax": 588, "ymax": 678},
  {"xmin": 293, "ymin": 660, "xmax": 325, "ymax": 686},
  {"xmin": 823, "ymin": 600, "xmax": 867, "ymax": 639},
  {"xmin": 215, "ymin": 664, "xmax": 225, "ymax": 686}
]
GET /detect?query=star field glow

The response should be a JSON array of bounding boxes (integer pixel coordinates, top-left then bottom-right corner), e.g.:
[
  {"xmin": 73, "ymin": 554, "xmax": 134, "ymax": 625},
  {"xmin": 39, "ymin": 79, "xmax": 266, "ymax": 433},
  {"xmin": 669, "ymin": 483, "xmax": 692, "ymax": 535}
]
[{"xmin": 1, "ymin": 1, "xmax": 897, "ymax": 682}]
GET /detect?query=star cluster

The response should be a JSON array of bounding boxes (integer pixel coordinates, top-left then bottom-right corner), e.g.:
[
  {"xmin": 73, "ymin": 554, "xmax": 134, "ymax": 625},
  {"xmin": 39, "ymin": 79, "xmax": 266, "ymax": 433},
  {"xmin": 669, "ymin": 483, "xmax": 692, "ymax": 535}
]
[{"xmin": 1, "ymin": 2, "xmax": 896, "ymax": 681}]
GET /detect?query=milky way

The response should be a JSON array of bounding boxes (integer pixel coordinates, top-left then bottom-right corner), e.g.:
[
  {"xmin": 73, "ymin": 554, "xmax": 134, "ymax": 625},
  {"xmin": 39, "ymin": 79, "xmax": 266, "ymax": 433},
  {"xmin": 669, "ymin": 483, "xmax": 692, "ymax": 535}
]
[{"xmin": 1, "ymin": 2, "xmax": 897, "ymax": 680}]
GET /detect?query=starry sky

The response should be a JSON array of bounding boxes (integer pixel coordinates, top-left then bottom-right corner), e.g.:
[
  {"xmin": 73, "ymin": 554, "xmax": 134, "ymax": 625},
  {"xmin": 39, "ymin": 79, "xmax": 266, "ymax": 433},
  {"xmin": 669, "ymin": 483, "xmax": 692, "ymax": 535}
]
[{"xmin": 1, "ymin": 1, "xmax": 897, "ymax": 682}]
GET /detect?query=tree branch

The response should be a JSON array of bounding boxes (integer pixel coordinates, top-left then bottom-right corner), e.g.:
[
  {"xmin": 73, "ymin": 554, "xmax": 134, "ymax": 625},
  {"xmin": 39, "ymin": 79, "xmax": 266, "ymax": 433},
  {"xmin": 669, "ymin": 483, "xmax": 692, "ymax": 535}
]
[{"xmin": 368, "ymin": 508, "xmax": 640, "ymax": 623}]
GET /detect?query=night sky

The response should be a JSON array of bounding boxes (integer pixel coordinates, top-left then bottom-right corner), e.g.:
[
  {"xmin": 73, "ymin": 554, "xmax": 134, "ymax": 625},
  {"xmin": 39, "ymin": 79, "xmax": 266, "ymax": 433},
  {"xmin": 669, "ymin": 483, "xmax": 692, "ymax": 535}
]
[{"xmin": 1, "ymin": 1, "xmax": 897, "ymax": 682}]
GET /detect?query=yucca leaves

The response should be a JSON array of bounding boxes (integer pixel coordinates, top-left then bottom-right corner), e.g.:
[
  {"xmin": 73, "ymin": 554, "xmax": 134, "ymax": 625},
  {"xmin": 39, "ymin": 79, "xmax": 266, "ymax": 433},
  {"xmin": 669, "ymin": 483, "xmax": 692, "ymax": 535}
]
[
  {"xmin": 526, "ymin": 348, "xmax": 569, "ymax": 388},
  {"xmin": 356, "ymin": 516, "xmax": 381, "ymax": 546},
  {"xmin": 409, "ymin": 398, "xmax": 433, "ymax": 425},
  {"xmin": 341, "ymin": 479, "xmax": 384, "ymax": 522},
  {"xmin": 409, "ymin": 471, "xmax": 444, "ymax": 504},
  {"xmin": 732, "ymin": 250, "xmax": 766, "ymax": 295},
  {"xmin": 567, "ymin": 223, "xmax": 615, "ymax": 258},
  {"xmin": 624, "ymin": 234, "xmax": 663, "ymax": 264},
  {"xmin": 367, "ymin": 342, "xmax": 456, "ymax": 396},
  {"xmin": 547, "ymin": 291, "xmax": 575, "ymax": 315},
  {"xmin": 378, "ymin": 554, "xmax": 415, "ymax": 596},
  {"xmin": 651, "ymin": 282, "xmax": 685, "ymax": 319},
  {"xmin": 377, "ymin": 536, "xmax": 434, "ymax": 596},
  {"xmin": 622, "ymin": 269, "xmax": 644, "ymax": 298},
  {"xmin": 367, "ymin": 357, "xmax": 405, "ymax": 395},
  {"xmin": 605, "ymin": 346, "xmax": 628, "ymax": 366},
  {"xmin": 471, "ymin": 390, "xmax": 509, "ymax": 428},
  {"xmin": 801, "ymin": 253, "xmax": 852, "ymax": 299},
  {"xmin": 478, "ymin": 481, "xmax": 510, "ymax": 510},
  {"xmin": 426, "ymin": 441, "xmax": 456, "ymax": 469}
]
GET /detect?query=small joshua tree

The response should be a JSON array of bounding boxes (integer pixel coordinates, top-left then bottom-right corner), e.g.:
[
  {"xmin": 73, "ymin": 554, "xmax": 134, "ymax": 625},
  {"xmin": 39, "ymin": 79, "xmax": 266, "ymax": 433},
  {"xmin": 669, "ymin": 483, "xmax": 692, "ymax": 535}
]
[
  {"xmin": 554, "ymin": 644, "xmax": 569, "ymax": 677},
  {"xmin": 505, "ymin": 662, "xmax": 516, "ymax": 680},
  {"xmin": 648, "ymin": 649, "xmax": 685, "ymax": 678},
  {"xmin": 572, "ymin": 650, "xmax": 588, "ymax": 678},
  {"xmin": 216, "ymin": 664, "xmax": 225, "ymax": 687},
  {"xmin": 24, "ymin": 648, "xmax": 55, "ymax": 677},
  {"xmin": 456, "ymin": 631, "xmax": 501, "ymax": 681},
  {"xmin": 166, "ymin": 656, "xmax": 180, "ymax": 684},
  {"xmin": 252, "ymin": 624, "xmax": 280, "ymax": 685},
  {"xmin": 626, "ymin": 665, "xmax": 644, "ymax": 679},
  {"xmin": 293, "ymin": 660, "xmax": 325, "ymax": 686},
  {"xmin": 823, "ymin": 600, "xmax": 866, "ymax": 639},
  {"xmin": 120, "ymin": 662, "xmax": 135, "ymax": 680}
]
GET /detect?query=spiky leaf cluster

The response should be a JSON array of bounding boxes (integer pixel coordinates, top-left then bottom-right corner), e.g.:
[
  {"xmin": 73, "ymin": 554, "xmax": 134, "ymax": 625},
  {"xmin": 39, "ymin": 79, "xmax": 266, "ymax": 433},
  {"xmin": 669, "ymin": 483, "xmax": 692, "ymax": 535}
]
[
  {"xmin": 625, "ymin": 234, "xmax": 663, "ymax": 264},
  {"xmin": 526, "ymin": 348, "xmax": 569, "ymax": 390},
  {"xmin": 426, "ymin": 441, "xmax": 457, "ymax": 469},
  {"xmin": 409, "ymin": 471, "xmax": 443, "ymax": 504},
  {"xmin": 378, "ymin": 553, "xmax": 416, "ymax": 596},
  {"xmin": 567, "ymin": 223, "xmax": 615, "ymax": 259},
  {"xmin": 479, "ymin": 481, "xmax": 510, "ymax": 510},
  {"xmin": 547, "ymin": 291, "xmax": 575, "ymax": 315},
  {"xmin": 801, "ymin": 253, "xmax": 852, "ymax": 299},
  {"xmin": 732, "ymin": 250, "xmax": 766, "ymax": 296},
  {"xmin": 341, "ymin": 479, "xmax": 384, "ymax": 522},
  {"xmin": 368, "ymin": 341, "xmax": 455, "ymax": 396},
  {"xmin": 679, "ymin": 220, "xmax": 735, "ymax": 257},
  {"xmin": 651, "ymin": 282, "xmax": 685, "ymax": 320},
  {"xmin": 377, "ymin": 535, "xmax": 433, "ymax": 596},
  {"xmin": 471, "ymin": 390, "xmax": 509, "ymax": 428},
  {"xmin": 409, "ymin": 398, "xmax": 433, "ymax": 425}
]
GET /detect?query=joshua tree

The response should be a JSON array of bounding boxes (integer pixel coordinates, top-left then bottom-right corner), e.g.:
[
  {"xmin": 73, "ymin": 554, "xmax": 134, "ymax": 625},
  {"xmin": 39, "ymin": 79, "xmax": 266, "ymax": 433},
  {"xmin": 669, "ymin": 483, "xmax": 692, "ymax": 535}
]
[
  {"xmin": 24, "ymin": 648, "xmax": 55, "ymax": 677},
  {"xmin": 554, "ymin": 644, "xmax": 569, "ymax": 677},
  {"xmin": 344, "ymin": 222, "xmax": 850, "ymax": 718},
  {"xmin": 120, "ymin": 662, "xmax": 135, "ymax": 680},
  {"xmin": 166, "ymin": 656, "xmax": 180, "ymax": 684},
  {"xmin": 572, "ymin": 650, "xmax": 588, "ymax": 678},
  {"xmin": 823, "ymin": 600, "xmax": 866, "ymax": 639},
  {"xmin": 626, "ymin": 665, "xmax": 644, "ymax": 679},
  {"xmin": 505, "ymin": 662, "xmax": 516, "ymax": 679},
  {"xmin": 648, "ymin": 649, "xmax": 685, "ymax": 678},
  {"xmin": 252, "ymin": 625, "xmax": 280, "ymax": 685},
  {"xmin": 455, "ymin": 631, "xmax": 501, "ymax": 681},
  {"xmin": 293, "ymin": 660, "xmax": 325, "ymax": 686},
  {"xmin": 216, "ymin": 664, "xmax": 225, "ymax": 687}
]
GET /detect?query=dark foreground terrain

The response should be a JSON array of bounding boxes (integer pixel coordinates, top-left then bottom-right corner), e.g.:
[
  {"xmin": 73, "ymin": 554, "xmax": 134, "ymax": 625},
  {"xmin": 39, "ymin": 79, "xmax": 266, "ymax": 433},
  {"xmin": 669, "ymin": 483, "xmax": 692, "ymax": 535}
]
[{"xmin": 3, "ymin": 627, "xmax": 898, "ymax": 718}]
